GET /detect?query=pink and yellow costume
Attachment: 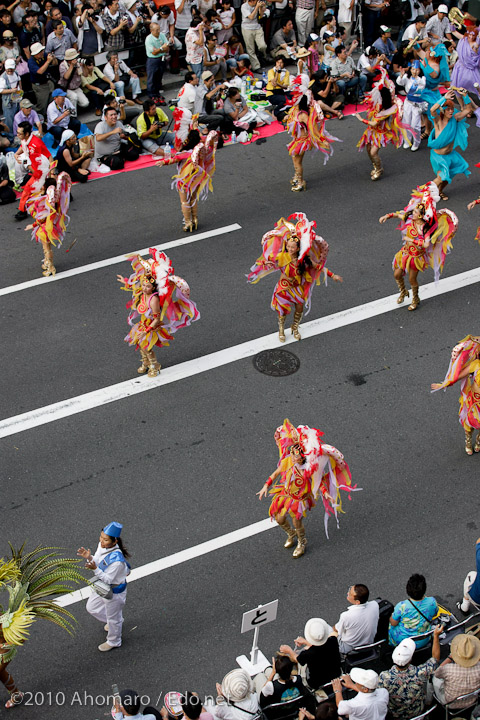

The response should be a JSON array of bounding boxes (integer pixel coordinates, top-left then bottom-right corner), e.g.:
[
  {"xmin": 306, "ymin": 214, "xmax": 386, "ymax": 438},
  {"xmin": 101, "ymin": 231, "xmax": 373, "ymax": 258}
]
[
  {"xmin": 119, "ymin": 248, "xmax": 200, "ymax": 377},
  {"xmin": 285, "ymin": 75, "xmax": 340, "ymax": 191},
  {"xmin": 160, "ymin": 107, "xmax": 218, "ymax": 231},
  {"xmin": 391, "ymin": 182, "xmax": 458, "ymax": 284},
  {"xmin": 432, "ymin": 335, "xmax": 480, "ymax": 453},
  {"xmin": 247, "ymin": 212, "xmax": 337, "ymax": 341},
  {"xmin": 357, "ymin": 67, "xmax": 413, "ymax": 180},
  {"xmin": 263, "ymin": 418, "xmax": 356, "ymax": 557},
  {"xmin": 26, "ymin": 171, "xmax": 71, "ymax": 277}
]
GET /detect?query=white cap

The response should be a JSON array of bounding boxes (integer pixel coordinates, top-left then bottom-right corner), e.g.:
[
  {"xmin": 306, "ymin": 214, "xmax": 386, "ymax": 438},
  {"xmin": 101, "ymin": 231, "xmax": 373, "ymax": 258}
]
[
  {"xmin": 5, "ymin": 58, "xmax": 16, "ymax": 69},
  {"xmin": 392, "ymin": 638, "xmax": 416, "ymax": 666},
  {"xmin": 350, "ymin": 668, "xmax": 379, "ymax": 690},
  {"xmin": 438, "ymin": 3, "xmax": 448, "ymax": 11}
]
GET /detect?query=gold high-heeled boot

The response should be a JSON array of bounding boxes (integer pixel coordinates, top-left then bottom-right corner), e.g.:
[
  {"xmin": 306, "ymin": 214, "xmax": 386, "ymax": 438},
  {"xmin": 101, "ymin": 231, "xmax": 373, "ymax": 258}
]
[
  {"xmin": 408, "ymin": 285, "xmax": 420, "ymax": 311},
  {"xmin": 438, "ymin": 181, "xmax": 449, "ymax": 200},
  {"xmin": 181, "ymin": 202, "xmax": 193, "ymax": 232},
  {"xmin": 465, "ymin": 429, "xmax": 474, "ymax": 455},
  {"xmin": 291, "ymin": 172, "xmax": 306, "ymax": 192},
  {"xmin": 396, "ymin": 277, "xmax": 409, "ymax": 304},
  {"xmin": 42, "ymin": 245, "xmax": 56, "ymax": 277},
  {"xmin": 137, "ymin": 349, "xmax": 149, "ymax": 374},
  {"xmin": 291, "ymin": 309, "xmax": 302, "ymax": 340},
  {"xmin": 474, "ymin": 431, "xmax": 480, "ymax": 453},
  {"xmin": 278, "ymin": 315, "xmax": 286, "ymax": 342},
  {"xmin": 292, "ymin": 524, "xmax": 307, "ymax": 558},
  {"xmin": 278, "ymin": 517, "xmax": 296, "ymax": 548},
  {"xmin": 145, "ymin": 349, "xmax": 161, "ymax": 378},
  {"xmin": 371, "ymin": 155, "xmax": 383, "ymax": 181},
  {"xmin": 191, "ymin": 202, "xmax": 198, "ymax": 230}
]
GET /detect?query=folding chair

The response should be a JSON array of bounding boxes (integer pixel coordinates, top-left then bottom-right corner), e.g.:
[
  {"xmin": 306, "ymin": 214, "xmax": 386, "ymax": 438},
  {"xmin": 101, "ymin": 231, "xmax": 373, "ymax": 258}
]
[
  {"xmin": 409, "ymin": 705, "xmax": 438, "ymax": 720},
  {"xmin": 343, "ymin": 639, "xmax": 387, "ymax": 672},
  {"xmin": 261, "ymin": 694, "xmax": 314, "ymax": 720},
  {"xmin": 442, "ymin": 687, "xmax": 480, "ymax": 719}
]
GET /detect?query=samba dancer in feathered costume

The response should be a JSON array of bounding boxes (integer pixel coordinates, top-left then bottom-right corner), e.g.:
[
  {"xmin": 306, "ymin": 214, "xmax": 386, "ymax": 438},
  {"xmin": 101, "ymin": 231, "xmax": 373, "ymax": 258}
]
[
  {"xmin": 285, "ymin": 74, "xmax": 340, "ymax": 192},
  {"xmin": 431, "ymin": 336, "xmax": 480, "ymax": 455},
  {"xmin": 0, "ymin": 545, "xmax": 84, "ymax": 708},
  {"xmin": 257, "ymin": 419, "xmax": 356, "ymax": 558},
  {"xmin": 355, "ymin": 66, "xmax": 413, "ymax": 180},
  {"xmin": 247, "ymin": 212, "xmax": 342, "ymax": 342},
  {"xmin": 25, "ymin": 171, "xmax": 71, "ymax": 277},
  {"xmin": 117, "ymin": 248, "xmax": 199, "ymax": 377},
  {"xmin": 156, "ymin": 106, "xmax": 219, "ymax": 232},
  {"xmin": 379, "ymin": 181, "xmax": 458, "ymax": 311}
]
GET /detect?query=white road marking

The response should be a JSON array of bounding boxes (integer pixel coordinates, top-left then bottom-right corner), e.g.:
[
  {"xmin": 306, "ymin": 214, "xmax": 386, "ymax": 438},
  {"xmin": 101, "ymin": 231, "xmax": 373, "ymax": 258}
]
[
  {"xmin": 57, "ymin": 519, "xmax": 273, "ymax": 607},
  {"xmin": 1, "ymin": 265, "xmax": 480, "ymax": 440},
  {"xmin": 0, "ymin": 224, "xmax": 242, "ymax": 297}
]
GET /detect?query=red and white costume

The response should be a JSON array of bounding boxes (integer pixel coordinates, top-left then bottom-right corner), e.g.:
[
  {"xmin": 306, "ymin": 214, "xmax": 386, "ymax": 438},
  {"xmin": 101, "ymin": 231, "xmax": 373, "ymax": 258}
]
[{"xmin": 18, "ymin": 133, "xmax": 51, "ymax": 212}]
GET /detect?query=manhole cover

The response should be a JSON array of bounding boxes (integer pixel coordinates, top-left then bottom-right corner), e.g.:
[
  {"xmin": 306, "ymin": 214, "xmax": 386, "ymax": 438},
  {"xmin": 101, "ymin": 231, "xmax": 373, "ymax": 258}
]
[{"xmin": 253, "ymin": 349, "xmax": 300, "ymax": 377}]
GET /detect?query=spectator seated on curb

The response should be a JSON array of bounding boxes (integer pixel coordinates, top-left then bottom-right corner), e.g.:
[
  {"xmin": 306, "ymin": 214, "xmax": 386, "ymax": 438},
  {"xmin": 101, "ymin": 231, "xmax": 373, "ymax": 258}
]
[
  {"xmin": 0, "ymin": 154, "xmax": 16, "ymax": 204},
  {"xmin": 332, "ymin": 669, "xmax": 388, "ymax": 720},
  {"xmin": 357, "ymin": 46, "xmax": 381, "ymax": 91},
  {"xmin": 265, "ymin": 57, "xmax": 291, "ymax": 119},
  {"xmin": 94, "ymin": 106, "xmax": 139, "ymax": 169},
  {"xmin": 433, "ymin": 633, "xmax": 480, "ymax": 711},
  {"xmin": 259, "ymin": 654, "xmax": 316, "ymax": 712},
  {"xmin": 46, "ymin": 88, "xmax": 81, "ymax": 145},
  {"xmin": 225, "ymin": 35, "xmax": 250, "ymax": 72},
  {"xmin": 231, "ymin": 57, "xmax": 254, "ymax": 80},
  {"xmin": 207, "ymin": 669, "xmax": 259, "ymax": 720},
  {"xmin": 58, "ymin": 47, "xmax": 89, "ymax": 113},
  {"xmin": 333, "ymin": 584, "xmax": 379, "ymax": 655},
  {"xmin": 193, "ymin": 70, "xmax": 231, "ymax": 131},
  {"xmin": 180, "ymin": 692, "xmax": 215, "ymax": 720},
  {"xmin": 329, "ymin": 45, "xmax": 366, "ymax": 100},
  {"xmin": 136, "ymin": 97, "xmax": 174, "ymax": 156},
  {"xmin": 280, "ymin": 617, "xmax": 342, "ymax": 692},
  {"xmin": 13, "ymin": 97, "xmax": 43, "ymax": 136},
  {"xmin": 204, "ymin": 33, "xmax": 227, "ymax": 81},
  {"xmin": 56, "ymin": 128, "xmax": 92, "ymax": 182},
  {"xmin": 378, "ymin": 625, "xmax": 442, "ymax": 720},
  {"xmin": 80, "ymin": 56, "xmax": 116, "ymax": 115},
  {"xmin": 103, "ymin": 50, "xmax": 142, "ymax": 105},
  {"xmin": 270, "ymin": 18, "xmax": 296, "ymax": 61},
  {"xmin": 177, "ymin": 70, "xmax": 199, "ymax": 111},
  {"xmin": 388, "ymin": 574, "xmax": 438, "ymax": 649}
]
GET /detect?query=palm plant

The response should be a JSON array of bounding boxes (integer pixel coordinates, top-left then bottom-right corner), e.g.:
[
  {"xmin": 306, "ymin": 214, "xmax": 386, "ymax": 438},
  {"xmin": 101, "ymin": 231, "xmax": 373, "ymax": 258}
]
[{"xmin": 0, "ymin": 544, "xmax": 86, "ymax": 648}]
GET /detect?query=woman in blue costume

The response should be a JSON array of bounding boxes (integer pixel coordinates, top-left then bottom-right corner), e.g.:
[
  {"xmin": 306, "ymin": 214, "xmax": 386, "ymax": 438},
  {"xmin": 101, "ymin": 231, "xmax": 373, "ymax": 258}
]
[
  {"xmin": 418, "ymin": 43, "xmax": 450, "ymax": 137},
  {"xmin": 428, "ymin": 87, "xmax": 472, "ymax": 199}
]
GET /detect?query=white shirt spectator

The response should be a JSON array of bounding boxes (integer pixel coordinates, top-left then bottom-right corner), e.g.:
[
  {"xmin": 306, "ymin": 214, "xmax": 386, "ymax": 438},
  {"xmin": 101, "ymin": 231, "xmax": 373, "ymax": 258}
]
[
  {"xmin": 103, "ymin": 58, "xmax": 131, "ymax": 81},
  {"xmin": 336, "ymin": 601, "xmax": 380, "ymax": 653},
  {"xmin": 425, "ymin": 13, "xmax": 450, "ymax": 42},
  {"xmin": 175, "ymin": 0, "xmax": 192, "ymax": 29},
  {"xmin": 46, "ymin": 96, "xmax": 75, "ymax": 129},
  {"xmin": 402, "ymin": 22, "xmax": 427, "ymax": 41},
  {"xmin": 241, "ymin": 1, "xmax": 261, "ymax": 30},
  {"xmin": 177, "ymin": 81, "xmax": 197, "ymax": 111},
  {"xmin": 338, "ymin": 0, "xmax": 353, "ymax": 24},
  {"xmin": 337, "ymin": 688, "xmax": 389, "ymax": 720},
  {"xmin": 152, "ymin": 9, "xmax": 175, "ymax": 35},
  {"xmin": 357, "ymin": 51, "xmax": 375, "ymax": 71}
]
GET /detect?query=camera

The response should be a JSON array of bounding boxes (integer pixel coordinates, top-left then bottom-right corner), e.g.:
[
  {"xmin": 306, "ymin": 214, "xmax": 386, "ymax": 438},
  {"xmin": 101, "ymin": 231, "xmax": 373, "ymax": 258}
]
[{"xmin": 118, "ymin": 97, "xmax": 126, "ymax": 104}]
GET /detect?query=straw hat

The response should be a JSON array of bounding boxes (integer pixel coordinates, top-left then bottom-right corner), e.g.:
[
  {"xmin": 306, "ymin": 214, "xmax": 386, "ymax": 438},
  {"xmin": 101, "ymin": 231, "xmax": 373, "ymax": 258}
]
[
  {"xmin": 296, "ymin": 47, "xmax": 311, "ymax": 58},
  {"xmin": 221, "ymin": 669, "xmax": 253, "ymax": 702},
  {"xmin": 451, "ymin": 634, "xmax": 480, "ymax": 668}
]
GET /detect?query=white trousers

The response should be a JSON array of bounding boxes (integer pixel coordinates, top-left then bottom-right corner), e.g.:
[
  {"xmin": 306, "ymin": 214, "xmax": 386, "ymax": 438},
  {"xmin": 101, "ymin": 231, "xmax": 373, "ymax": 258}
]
[
  {"xmin": 462, "ymin": 570, "xmax": 480, "ymax": 611},
  {"xmin": 295, "ymin": 7, "xmax": 315, "ymax": 46},
  {"xmin": 402, "ymin": 99, "xmax": 422, "ymax": 146},
  {"xmin": 66, "ymin": 87, "xmax": 90, "ymax": 113},
  {"xmin": 86, "ymin": 591, "xmax": 126, "ymax": 647}
]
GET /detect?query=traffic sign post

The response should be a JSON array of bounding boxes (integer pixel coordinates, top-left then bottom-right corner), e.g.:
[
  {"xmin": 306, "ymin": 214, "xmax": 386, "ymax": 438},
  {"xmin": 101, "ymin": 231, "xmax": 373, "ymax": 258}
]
[{"xmin": 236, "ymin": 600, "xmax": 278, "ymax": 676}]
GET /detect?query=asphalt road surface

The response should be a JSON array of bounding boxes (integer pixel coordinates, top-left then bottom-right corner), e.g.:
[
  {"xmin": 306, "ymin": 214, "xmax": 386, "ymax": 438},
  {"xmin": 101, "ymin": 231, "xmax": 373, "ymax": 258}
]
[{"xmin": 2, "ymin": 114, "xmax": 480, "ymax": 719}]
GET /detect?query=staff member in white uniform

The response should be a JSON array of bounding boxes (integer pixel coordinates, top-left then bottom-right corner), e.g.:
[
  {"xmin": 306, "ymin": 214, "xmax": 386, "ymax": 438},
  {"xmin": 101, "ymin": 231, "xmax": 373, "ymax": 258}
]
[{"xmin": 78, "ymin": 521, "xmax": 131, "ymax": 652}]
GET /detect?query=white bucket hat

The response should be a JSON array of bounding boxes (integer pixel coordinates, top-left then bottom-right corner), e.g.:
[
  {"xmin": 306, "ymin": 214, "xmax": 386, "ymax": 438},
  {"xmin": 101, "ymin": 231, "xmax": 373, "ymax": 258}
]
[
  {"xmin": 221, "ymin": 669, "xmax": 253, "ymax": 702},
  {"xmin": 304, "ymin": 618, "xmax": 332, "ymax": 646}
]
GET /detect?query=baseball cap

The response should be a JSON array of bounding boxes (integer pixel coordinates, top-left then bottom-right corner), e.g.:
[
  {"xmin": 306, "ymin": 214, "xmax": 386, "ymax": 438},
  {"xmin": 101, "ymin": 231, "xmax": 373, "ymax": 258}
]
[
  {"xmin": 20, "ymin": 98, "xmax": 34, "ymax": 108},
  {"xmin": 380, "ymin": 24, "xmax": 392, "ymax": 33},
  {"xmin": 5, "ymin": 58, "xmax": 15, "ymax": 69},
  {"xmin": 392, "ymin": 638, "xmax": 416, "ymax": 666},
  {"xmin": 2, "ymin": 30, "xmax": 14, "ymax": 38},
  {"xmin": 438, "ymin": 3, "xmax": 448, "ymax": 11},
  {"xmin": 52, "ymin": 88, "xmax": 67, "ymax": 97},
  {"xmin": 201, "ymin": 70, "xmax": 214, "ymax": 82}
]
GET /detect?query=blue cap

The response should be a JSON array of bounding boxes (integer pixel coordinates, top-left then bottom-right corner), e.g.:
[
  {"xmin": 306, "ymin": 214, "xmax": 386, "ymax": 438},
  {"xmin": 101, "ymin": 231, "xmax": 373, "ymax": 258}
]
[
  {"xmin": 52, "ymin": 89, "xmax": 67, "ymax": 98},
  {"xmin": 324, "ymin": 8, "xmax": 334, "ymax": 14},
  {"xmin": 103, "ymin": 521, "xmax": 123, "ymax": 538},
  {"xmin": 411, "ymin": 60, "xmax": 420, "ymax": 68}
]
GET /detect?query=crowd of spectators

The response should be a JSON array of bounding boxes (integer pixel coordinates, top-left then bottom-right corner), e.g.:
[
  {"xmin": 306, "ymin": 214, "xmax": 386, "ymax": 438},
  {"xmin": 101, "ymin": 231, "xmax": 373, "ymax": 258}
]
[
  {"xmin": 0, "ymin": 0, "xmax": 476, "ymax": 197},
  {"xmin": 103, "ymin": 542, "xmax": 480, "ymax": 720}
]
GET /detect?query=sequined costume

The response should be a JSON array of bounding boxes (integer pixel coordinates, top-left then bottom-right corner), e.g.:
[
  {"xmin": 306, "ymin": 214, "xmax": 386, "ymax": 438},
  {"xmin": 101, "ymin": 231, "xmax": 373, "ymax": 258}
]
[
  {"xmin": 285, "ymin": 74, "xmax": 340, "ymax": 191},
  {"xmin": 432, "ymin": 335, "xmax": 480, "ymax": 454},
  {"xmin": 26, "ymin": 171, "xmax": 71, "ymax": 277},
  {"xmin": 261, "ymin": 418, "xmax": 356, "ymax": 557},
  {"xmin": 247, "ymin": 212, "xmax": 338, "ymax": 341},
  {"xmin": 119, "ymin": 248, "xmax": 200, "ymax": 377},
  {"xmin": 386, "ymin": 182, "xmax": 457, "ymax": 310},
  {"xmin": 160, "ymin": 107, "xmax": 218, "ymax": 231},
  {"xmin": 357, "ymin": 67, "xmax": 413, "ymax": 180}
]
